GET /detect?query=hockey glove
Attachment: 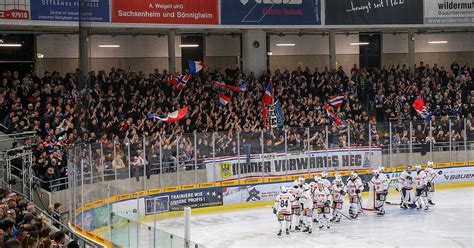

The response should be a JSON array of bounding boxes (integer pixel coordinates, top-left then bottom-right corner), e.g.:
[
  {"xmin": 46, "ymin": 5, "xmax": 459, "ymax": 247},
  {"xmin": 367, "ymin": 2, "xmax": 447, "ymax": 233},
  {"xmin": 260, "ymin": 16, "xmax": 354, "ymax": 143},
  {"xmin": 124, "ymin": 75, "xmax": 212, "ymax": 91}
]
[
  {"xmin": 325, "ymin": 200, "xmax": 331, "ymax": 207},
  {"xmin": 406, "ymin": 176, "xmax": 412, "ymax": 180},
  {"xmin": 340, "ymin": 190, "xmax": 345, "ymax": 195},
  {"xmin": 395, "ymin": 187, "xmax": 400, "ymax": 192},
  {"xmin": 355, "ymin": 189, "xmax": 361, "ymax": 194},
  {"xmin": 273, "ymin": 208, "xmax": 277, "ymax": 215},
  {"xmin": 426, "ymin": 182, "xmax": 432, "ymax": 187}
]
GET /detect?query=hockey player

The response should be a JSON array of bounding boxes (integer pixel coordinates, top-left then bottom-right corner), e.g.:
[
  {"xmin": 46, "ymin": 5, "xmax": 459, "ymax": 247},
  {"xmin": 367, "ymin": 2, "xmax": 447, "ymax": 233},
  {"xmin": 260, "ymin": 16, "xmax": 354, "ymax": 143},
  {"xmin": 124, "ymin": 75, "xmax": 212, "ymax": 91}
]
[
  {"xmin": 289, "ymin": 180, "xmax": 302, "ymax": 231},
  {"xmin": 330, "ymin": 174, "xmax": 346, "ymax": 222},
  {"xmin": 425, "ymin": 161, "xmax": 440, "ymax": 205},
  {"xmin": 399, "ymin": 165, "xmax": 416, "ymax": 209},
  {"xmin": 311, "ymin": 177, "xmax": 320, "ymax": 223},
  {"xmin": 313, "ymin": 180, "xmax": 331, "ymax": 229},
  {"xmin": 346, "ymin": 172, "xmax": 364, "ymax": 219},
  {"xmin": 300, "ymin": 184, "xmax": 314, "ymax": 233},
  {"xmin": 413, "ymin": 165, "xmax": 429, "ymax": 210},
  {"xmin": 320, "ymin": 172, "xmax": 332, "ymax": 188},
  {"xmin": 274, "ymin": 186, "xmax": 294, "ymax": 236},
  {"xmin": 370, "ymin": 169, "xmax": 389, "ymax": 215}
]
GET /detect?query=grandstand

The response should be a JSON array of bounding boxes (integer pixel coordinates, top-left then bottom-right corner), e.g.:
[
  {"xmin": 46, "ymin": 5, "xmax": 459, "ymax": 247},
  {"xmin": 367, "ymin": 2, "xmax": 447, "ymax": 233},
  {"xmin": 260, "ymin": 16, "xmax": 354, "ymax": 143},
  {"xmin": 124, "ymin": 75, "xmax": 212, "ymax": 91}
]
[{"xmin": 0, "ymin": 0, "xmax": 473, "ymax": 247}]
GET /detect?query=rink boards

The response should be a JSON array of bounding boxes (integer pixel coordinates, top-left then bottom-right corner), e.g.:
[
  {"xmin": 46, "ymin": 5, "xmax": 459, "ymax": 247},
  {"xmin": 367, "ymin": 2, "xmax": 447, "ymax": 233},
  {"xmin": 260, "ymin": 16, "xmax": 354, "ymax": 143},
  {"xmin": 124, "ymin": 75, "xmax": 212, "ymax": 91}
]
[{"xmin": 70, "ymin": 162, "xmax": 474, "ymax": 248}]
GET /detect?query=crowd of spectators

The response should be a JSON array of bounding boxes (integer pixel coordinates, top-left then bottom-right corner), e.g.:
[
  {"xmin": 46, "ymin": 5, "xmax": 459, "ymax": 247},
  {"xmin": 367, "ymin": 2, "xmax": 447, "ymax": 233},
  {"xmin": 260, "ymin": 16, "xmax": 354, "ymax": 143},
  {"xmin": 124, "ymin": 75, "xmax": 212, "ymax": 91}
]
[
  {"xmin": 0, "ymin": 187, "xmax": 76, "ymax": 247},
  {"xmin": 1, "ymin": 60, "xmax": 473, "ymax": 188}
]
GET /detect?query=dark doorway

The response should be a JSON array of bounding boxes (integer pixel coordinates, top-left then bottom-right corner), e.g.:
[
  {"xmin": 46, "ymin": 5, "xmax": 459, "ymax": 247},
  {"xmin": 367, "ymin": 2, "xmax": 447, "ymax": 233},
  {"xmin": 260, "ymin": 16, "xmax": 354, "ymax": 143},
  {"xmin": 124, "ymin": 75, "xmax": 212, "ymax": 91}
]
[
  {"xmin": 359, "ymin": 33, "xmax": 381, "ymax": 70},
  {"xmin": 0, "ymin": 34, "xmax": 35, "ymax": 76},
  {"xmin": 181, "ymin": 35, "xmax": 204, "ymax": 72}
]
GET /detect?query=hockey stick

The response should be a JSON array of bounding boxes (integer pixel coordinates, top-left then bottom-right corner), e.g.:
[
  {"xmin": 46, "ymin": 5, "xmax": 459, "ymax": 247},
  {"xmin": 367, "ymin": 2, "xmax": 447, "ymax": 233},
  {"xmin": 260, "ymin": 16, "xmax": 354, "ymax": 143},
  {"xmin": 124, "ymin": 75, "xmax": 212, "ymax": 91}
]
[{"xmin": 333, "ymin": 208, "xmax": 353, "ymax": 221}]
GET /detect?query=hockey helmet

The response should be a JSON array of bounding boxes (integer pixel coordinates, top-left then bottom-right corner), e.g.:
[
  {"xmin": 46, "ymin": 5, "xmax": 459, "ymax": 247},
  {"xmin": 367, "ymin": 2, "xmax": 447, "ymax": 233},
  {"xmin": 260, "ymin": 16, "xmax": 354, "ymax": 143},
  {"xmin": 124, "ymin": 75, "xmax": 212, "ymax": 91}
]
[
  {"xmin": 427, "ymin": 161, "xmax": 434, "ymax": 168},
  {"xmin": 378, "ymin": 166, "xmax": 385, "ymax": 172},
  {"xmin": 372, "ymin": 169, "xmax": 379, "ymax": 175},
  {"xmin": 321, "ymin": 172, "xmax": 328, "ymax": 178},
  {"xmin": 314, "ymin": 176, "xmax": 321, "ymax": 182},
  {"xmin": 281, "ymin": 185, "xmax": 288, "ymax": 193},
  {"xmin": 415, "ymin": 165, "xmax": 422, "ymax": 171},
  {"xmin": 407, "ymin": 165, "xmax": 413, "ymax": 172},
  {"xmin": 334, "ymin": 177, "xmax": 342, "ymax": 185},
  {"xmin": 335, "ymin": 173, "xmax": 342, "ymax": 180},
  {"xmin": 350, "ymin": 171, "xmax": 358, "ymax": 178},
  {"xmin": 298, "ymin": 176, "xmax": 305, "ymax": 184}
]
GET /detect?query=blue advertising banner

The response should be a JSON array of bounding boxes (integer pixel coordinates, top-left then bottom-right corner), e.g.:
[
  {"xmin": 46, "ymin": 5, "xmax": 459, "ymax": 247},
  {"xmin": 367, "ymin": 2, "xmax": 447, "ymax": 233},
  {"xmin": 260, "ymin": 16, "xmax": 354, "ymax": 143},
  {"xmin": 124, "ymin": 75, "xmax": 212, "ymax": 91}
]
[
  {"xmin": 221, "ymin": 0, "xmax": 321, "ymax": 25},
  {"xmin": 145, "ymin": 188, "xmax": 223, "ymax": 214},
  {"xmin": 31, "ymin": 0, "xmax": 109, "ymax": 22}
]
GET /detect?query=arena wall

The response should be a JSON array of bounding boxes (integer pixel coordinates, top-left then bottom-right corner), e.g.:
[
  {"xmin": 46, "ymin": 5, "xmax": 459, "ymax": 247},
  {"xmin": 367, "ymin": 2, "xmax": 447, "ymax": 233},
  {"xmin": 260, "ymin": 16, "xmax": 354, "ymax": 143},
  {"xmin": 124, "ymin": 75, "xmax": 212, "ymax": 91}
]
[{"xmin": 36, "ymin": 32, "xmax": 474, "ymax": 75}]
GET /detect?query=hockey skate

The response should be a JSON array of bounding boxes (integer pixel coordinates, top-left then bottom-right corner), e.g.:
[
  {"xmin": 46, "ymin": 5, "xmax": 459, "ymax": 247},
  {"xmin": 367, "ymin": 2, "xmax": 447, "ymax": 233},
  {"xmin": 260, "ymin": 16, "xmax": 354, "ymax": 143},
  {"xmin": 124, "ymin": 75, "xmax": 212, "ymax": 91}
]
[
  {"xmin": 302, "ymin": 227, "xmax": 310, "ymax": 233},
  {"xmin": 286, "ymin": 229, "xmax": 290, "ymax": 235},
  {"xmin": 376, "ymin": 210, "xmax": 385, "ymax": 216},
  {"xmin": 318, "ymin": 224, "xmax": 324, "ymax": 229},
  {"xmin": 294, "ymin": 225, "xmax": 301, "ymax": 231},
  {"xmin": 277, "ymin": 230, "xmax": 282, "ymax": 237},
  {"xmin": 335, "ymin": 217, "xmax": 341, "ymax": 222},
  {"xmin": 424, "ymin": 205, "xmax": 429, "ymax": 210},
  {"xmin": 416, "ymin": 204, "xmax": 422, "ymax": 210},
  {"xmin": 308, "ymin": 228, "xmax": 312, "ymax": 234},
  {"xmin": 428, "ymin": 200, "xmax": 435, "ymax": 206},
  {"xmin": 326, "ymin": 224, "xmax": 330, "ymax": 229},
  {"xmin": 313, "ymin": 218, "xmax": 318, "ymax": 223},
  {"xmin": 400, "ymin": 203, "xmax": 408, "ymax": 209},
  {"xmin": 350, "ymin": 213, "xmax": 358, "ymax": 219}
]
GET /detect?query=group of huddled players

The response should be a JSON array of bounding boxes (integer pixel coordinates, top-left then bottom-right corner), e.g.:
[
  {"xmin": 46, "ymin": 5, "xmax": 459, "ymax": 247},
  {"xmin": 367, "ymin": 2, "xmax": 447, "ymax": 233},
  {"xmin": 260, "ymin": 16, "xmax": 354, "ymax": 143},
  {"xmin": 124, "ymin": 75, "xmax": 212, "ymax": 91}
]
[{"xmin": 273, "ymin": 161, "xmax": 441, "ymax": 236}]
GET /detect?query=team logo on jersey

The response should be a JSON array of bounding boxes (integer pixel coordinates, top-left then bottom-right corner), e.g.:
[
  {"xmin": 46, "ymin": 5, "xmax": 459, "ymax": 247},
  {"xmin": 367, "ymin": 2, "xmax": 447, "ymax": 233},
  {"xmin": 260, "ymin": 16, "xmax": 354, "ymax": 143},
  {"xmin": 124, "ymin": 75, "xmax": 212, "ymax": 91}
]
[{"xmin": 220, "ymin": 163, "xmax": 232, "ymax": 179}]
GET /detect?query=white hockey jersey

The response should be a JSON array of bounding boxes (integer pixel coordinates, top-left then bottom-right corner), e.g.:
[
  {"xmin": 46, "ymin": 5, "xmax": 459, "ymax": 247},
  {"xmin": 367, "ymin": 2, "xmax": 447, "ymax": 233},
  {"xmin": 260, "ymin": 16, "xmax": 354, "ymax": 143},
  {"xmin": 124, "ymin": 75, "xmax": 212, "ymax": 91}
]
[
  {"xmin": 370, "ymin": 173, "xmax": 389, "ymax": 193},
  {"xmin": 300, "ymin": 189, "xmax": 313, "ymax": 209},
  {"xmin": 275, "ymin": 192, "xmax": 295, "ymax": 214},
  {"xmin": 346, "ymin": 177, "xmax": 364, "ymax": 196},
  {"xmin": 313, "ymin": 187, "xmax": 331, "ymax": 207},
  {"xmin": 289, "ymin": 187, "xmax": 302, "ymax": 207},
  {"xmin": 320, "ymin": 178, "xmax": 332, "ymax": 189},
  {"xmin": 399, "ymin": 170, "xmax": 415, "ymax": 189},
  {"xmin": 425, "ymin": 167, "xmax": 437, "ymax": 182},
  {"xmin": 330, "ymin": 184, "xmax": 346, "ymax": 203},
  {"xmin": 413, "ymin": 170, "xmax": 428, "ymax": 189}
]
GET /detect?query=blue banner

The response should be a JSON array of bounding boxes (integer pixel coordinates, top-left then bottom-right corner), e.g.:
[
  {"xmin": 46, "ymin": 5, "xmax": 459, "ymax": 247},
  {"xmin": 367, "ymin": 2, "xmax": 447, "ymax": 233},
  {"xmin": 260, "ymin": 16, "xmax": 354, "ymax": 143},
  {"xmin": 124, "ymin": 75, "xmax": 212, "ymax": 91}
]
[
  {"xmin": 31, "ymin": 0, "xmax": 109, "ymax": 22},
  {"xmin": 221, "ymin": 0, "xmax": 321, "ymax": 25}
]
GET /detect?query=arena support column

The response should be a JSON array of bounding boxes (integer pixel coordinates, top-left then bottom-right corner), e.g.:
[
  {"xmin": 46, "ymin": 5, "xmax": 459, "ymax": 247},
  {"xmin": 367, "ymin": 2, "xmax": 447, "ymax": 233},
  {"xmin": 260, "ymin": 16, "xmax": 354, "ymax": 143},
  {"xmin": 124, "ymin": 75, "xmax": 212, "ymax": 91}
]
[
  {"xmin": 78, "ymin": 28, "xmax": 89, "ymax": 90},
  {"xmin": 168, "ymin": 30, "xmax": 177, "ymax": 74},
  {"xmin": 408, "ymin": 30, "xmax": 416, "ymax": 73},
  {"xmin": 329, "ymin": 30, "xmax": 336, "ymax": 71},
  {"xmin": 242, "ymin": 30, "xmax": 267, "ymax": 76}
]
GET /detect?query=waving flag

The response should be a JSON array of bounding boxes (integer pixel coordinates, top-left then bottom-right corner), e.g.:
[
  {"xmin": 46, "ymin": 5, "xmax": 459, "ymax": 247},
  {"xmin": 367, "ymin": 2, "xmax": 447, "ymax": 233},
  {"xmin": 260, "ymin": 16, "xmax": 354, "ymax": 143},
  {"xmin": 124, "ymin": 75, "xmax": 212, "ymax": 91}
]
[
  {"xmin": 188, "ymin": 60, "xmax": 205, "ymax": 74},
  {"xmin": 169, "ymin": 74, "xmax": 191, "ymax": 90},
  {"xmin": 147, "ymin": 106, "xmax": 188, "ymax": 123},
  {"xmin": 263, "ymin": 79, "xmax": 273, "ymax": 105},
  {"xmin": 263, "ymin": 100, "xmax": 285, "ymax": 129},
  {"xmin": 326, "ymin": 104, "xmax": 347, "ymax": 127},
  {"xmin": 329, "ymin": 95, "xmax": 345, "ymax": 108},
  {"xmin": 218, "ymin": 94, "xmax": 231, "ymax": 107},
  {"xmin": 413, "ymin": 99, "xmax": 432, "ymax": 121},
  {"xmin": 212, "ymin": 80, "xmax": 246, "ymax": 92}
]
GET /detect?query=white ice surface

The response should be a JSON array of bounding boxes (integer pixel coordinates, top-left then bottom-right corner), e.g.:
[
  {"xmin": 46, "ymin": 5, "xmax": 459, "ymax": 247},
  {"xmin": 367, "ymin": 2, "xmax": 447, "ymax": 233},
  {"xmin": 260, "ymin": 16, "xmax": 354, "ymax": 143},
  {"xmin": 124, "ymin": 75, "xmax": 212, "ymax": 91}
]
[{"xmin": 147, "ymin": 187, "xmax": 474, "ymax": 248}]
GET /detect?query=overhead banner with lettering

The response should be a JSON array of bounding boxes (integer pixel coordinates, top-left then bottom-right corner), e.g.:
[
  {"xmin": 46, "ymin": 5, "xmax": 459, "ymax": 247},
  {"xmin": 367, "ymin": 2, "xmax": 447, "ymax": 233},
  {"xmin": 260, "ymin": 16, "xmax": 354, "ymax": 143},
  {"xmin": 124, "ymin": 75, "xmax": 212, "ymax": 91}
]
[
  {"xmin": 112, "ymin": 0, "xmax": 219, "ymax": 24},
  {"xmin": 325, "ymin": 0, "xmax": 423, "ymax": 25},
  {"xmin": 424, "ymin": 0, "xmax": 474, "ymax": 24},
  {"xmin": 31, "ymin": 0, "xmax": 109, "ymax": 22},
  {"xmin": 206, "ymin": 148, "xmax": 382, "ymax": 181},
  {"xmin": 221, "ymin": 0, "xmax": 321, "ymax": 25},
  {"xmin": 0, "ymin": 0, "xmax": 30, "ymax": 20}
]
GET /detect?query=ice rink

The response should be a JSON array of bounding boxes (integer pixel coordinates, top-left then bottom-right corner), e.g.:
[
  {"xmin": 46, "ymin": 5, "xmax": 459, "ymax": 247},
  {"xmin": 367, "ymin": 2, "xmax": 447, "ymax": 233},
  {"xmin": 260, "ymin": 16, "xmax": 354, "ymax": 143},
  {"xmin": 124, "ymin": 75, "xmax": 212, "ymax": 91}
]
[{"xmin": 148, "ymin": 187, "xmax": 474, "ymax": 248}]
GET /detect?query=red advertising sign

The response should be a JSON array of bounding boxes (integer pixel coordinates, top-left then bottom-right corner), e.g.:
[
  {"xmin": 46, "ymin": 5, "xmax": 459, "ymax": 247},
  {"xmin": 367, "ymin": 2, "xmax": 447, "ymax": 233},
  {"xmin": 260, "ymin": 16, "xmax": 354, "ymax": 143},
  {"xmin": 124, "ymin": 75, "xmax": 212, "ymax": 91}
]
[
  {"xmin": 0, "ymin": 0, "xmax": 30, "ymax": 20},
  {"xmin": 112, "ymin": 0, "xmax": 218, "ymax": 24}
]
